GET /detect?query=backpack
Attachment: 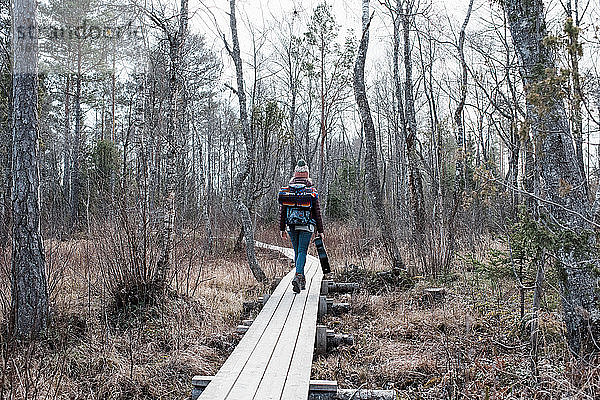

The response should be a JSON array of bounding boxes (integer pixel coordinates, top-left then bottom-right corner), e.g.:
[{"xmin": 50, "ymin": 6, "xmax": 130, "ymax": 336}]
[{"xmin": 278, "ymin": 184, "xmax": 317, "ymax": 226}]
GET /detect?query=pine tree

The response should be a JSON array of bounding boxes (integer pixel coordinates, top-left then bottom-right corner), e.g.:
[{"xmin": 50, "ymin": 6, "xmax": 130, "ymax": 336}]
[{"xmin": 11, "ymin": 0, "xmax": 49, "ymax": 338}]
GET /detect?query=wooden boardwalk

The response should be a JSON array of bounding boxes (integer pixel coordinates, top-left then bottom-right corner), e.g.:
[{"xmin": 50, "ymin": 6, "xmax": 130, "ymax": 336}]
[{"xmin": 197, "ymin": 242, "xmax": 324, "ymax": 400}]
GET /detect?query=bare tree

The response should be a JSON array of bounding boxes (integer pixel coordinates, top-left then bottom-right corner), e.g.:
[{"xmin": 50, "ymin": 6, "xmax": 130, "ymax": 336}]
[
  {"xmin": 446, "ymin": 0, "xmax": 474, "ymax": 265},
  {"xmin": 390, "ymin": 1, "xmax": 407, "ymax": 219},
  {"xmin": 270, "ymin": 17, "xmax": 306, "ymax": 171},
  {"xmin": 224, "ymin": 0, "xmax": 266, "ymax": 283},
  {"xmin": 467, "ymin": 6, "xmax": 525, "ymax": 212},
  {"xmin": 305, "ymin": 3, "xmax": 355, "ymax": 213},
  {"xmin": 354, "ymin": 0, "xmax": 405, "ymax": 270},
  {"xmin": 11, "ymin": 0, "xmax": 49, "ymax": 337},
  {"xmin": 452, "ymin": 0, "xmax": 473, "ymax": 207},
  {"xmin": 563, "ymin": 0, "xmax": 587, "ymax": 195},
  {"xmin": 400, "ymin": 0, "xmax": 426, "ymax": 246},
  {"xmin": 147, "ymin": 0, "xmax": 189, "ymax": 290}
]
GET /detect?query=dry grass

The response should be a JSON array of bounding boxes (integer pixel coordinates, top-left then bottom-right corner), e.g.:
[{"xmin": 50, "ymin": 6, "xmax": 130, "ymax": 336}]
[
  {"xmin": 1, "ymin": 222, "xmax": 598, "ymax": 399},
  {"xmin": 0, "ymin": 230, "xmax": 290, "ymax": 399},
  {"xmin": 306, "ymin": 227, "xmax": 600, "ymax": 399}
]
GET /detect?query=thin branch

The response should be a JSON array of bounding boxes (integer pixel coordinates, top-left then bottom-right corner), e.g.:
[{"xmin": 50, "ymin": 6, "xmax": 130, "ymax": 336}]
[
  {"xmin": 224, "ymin": 82, "xmax": 238, "ymax": 95},
  {"xmin": 485, "ymin": 176, "xmax": 600, "ymax": 229}
]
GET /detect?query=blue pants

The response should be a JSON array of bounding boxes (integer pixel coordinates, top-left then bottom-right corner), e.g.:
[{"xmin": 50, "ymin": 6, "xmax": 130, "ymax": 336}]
[{"xmin": 288, "ymin": 230, "xmax": 312, "ymax": 275}]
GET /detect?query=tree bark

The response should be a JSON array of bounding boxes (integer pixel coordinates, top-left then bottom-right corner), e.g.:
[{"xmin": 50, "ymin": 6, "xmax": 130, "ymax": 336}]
[
  {"xmin": 447, "ymin": 0, "xmax": 474, "ymax": 265},
  {"xmin": 62, "ymin": 73, "xmax": 71, "ymax": 218},
  {"xmin": 354, "ymin": 0, "xmax": 405, "ymax": 270},
  {"xmin": 505, "ymin": 0, "xmax": 600, "ymax": 357},
  {"xmin": 70, "ymin": 49, "xmax": 82, "ymax": 231},
  {"xmin": 452, "ymin": 0, "xmax": 473, "ymax": 204},
  {"xmin": 401, "ymin": 2, "xmax": 426, "ymax": 243},
  {"xmin": 227, "ymin": 0, "xmax": 266, "ymax": 283},
  {"xmin": 11, "ymin": 0, "xmax": 49, "ymax": 337},
  {"xmin": 390, "ymin": 0, "xmax": 407, "ymax": 220},
  {"xmin": 156, "ymin": 0, "xmax": 188, "ymax": 289}
]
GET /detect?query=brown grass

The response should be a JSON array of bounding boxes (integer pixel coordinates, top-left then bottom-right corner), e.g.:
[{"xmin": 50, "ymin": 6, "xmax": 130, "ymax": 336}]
[
  {"xmin": 0, "ymin": 229, "xmax": 290, "ymax": 399},
  {"xmin": 1, "ymin": 222, "xmax": 598, "ymax": 399},
  {"xmin": 305, "ymin": 225, "xmax": 600, "ymax": 399}
]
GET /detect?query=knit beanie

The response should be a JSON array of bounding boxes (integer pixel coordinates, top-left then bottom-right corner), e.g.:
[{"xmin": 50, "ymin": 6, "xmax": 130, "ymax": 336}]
[{"xmin": 294, "ymin": 159, "xmax": 309, "ymax": 178}]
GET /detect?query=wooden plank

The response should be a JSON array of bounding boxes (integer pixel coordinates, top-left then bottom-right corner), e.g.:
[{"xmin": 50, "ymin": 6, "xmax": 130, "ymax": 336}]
[
  {"xmin": 192, "ymin": 376, "xmax": 338, "ymax": 393},
  {"xmin": 318, "ymin": 296, "xmax": 327, "ymax": 322},
  {"xmin": 315, "ymin": 325, "xmax": 327, "ymax": 355},
  {"xmin": 256, "ymin": 241, "xmax": 295, "ymax": 260},
  {"xmin": 280, "ymin": 255, "xmax": 323, "ymax": 399},
  {"xmin": 320, "ymin": 280, "xmax": 330, "ymax": 295},
  {"xmin": 198, "ymin": 265, "xmax": 296, "ymax": 399},
  {"xmin": 308, "ymin": 380, "xmax": 338, "ymax": 393},
  {"xmin": 200, "ymin": 243, "xmax": 322, "ymax": 400},
  {"xmin": 235, "ymin": 325, "xmax": 249, "ymax": 334},
  {"xmin": 251, "ymin": 259, "xmax": 320, "ymax": 400},
  {"xmin": 224, "ymin": 265, "xmax": 312, "ymax": 400},
  {"xmin": 192, "ymin": 376, "xmax": 214, "ymax": 388}
]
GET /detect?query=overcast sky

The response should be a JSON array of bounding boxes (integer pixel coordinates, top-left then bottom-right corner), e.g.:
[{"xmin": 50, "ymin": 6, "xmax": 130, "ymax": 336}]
[
  {"xmin": 177, "ymin": 0, "xmax": 600, "ymax": 150},
  {"xmin": 188, "ymin": 0, "xmax": 472, "ymax": 83}
]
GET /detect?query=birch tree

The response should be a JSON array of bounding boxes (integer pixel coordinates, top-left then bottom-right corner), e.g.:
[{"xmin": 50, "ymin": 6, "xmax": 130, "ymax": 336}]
[
  {"xmin": 147, "ymin": 0, "xmax": 189, "ymax": 290},
  {"xmin": 452, "ymin": 0, "xmax": 473, "ymax": 208},
  {"xmin": 11, "ymin": 0, "xmax": 49, "ymax": 337},
  {"xmin": 447, "ymin": 0, "xmax": 474, "ymax": 264}
]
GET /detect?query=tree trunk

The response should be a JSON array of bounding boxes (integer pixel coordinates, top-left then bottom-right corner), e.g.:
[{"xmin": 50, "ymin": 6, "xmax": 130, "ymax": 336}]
[
  {"xmin": 156, "ymin": 0, "xmax": 188, "ymax": 289},
  {"xmin": 111, "ymin": 56, "xmax": 116, "ymax": 142},
  {"xmin": 288, "ymin": 53, "xmax": 298, "ymax": 171},
  {"xmin": 452, "ymin": 0, "xmax": 473, "ymax": 207},
  {"xmin": 391, "ymin": 0, "xmax": 407, "ymax": 221},
  {"xmin": 11, "ymin": 0, "xmax": 48, "ymax": 338},
  {"xmin": 70, "ymin": 50, "xmax": 82, "ymax": 231},
  {"xmin": 506, "ymin": 131, "xmax": 520, "ymax": 214},
  {"xmin": 227, "ymin": 0, "xmax": 266, "ymax": 283},
  {"xmin": 447, "ymin": 0, "xmax": 474, "ymax": 268},
  {"xmin": 401, "ymin": 3, "xmax": 426, "ymax": 243},
  {"xmin": 564, "ymin": 5, "xmax": 586, "ymax": 196},
  {"xmin": 205, "ymin": 108, "xmax": 214, "ymax": 251},
  {"xmin": 506, "ymin": 0, "xmax": 600, "ymax": 357},
  {"xmin": 318, "ymin": 39, "xmax": 327, "ymax": 215},
  {"xmin": 354, "ymin": 0, "xmax": 405, "ymax": 270},
  {"xmin": 62, "ymin": 73, "xmax": 71, "ymax": 222},
  {"xmin": 523, "ymin": 135, "xmax": 537, "ymax": 210}
]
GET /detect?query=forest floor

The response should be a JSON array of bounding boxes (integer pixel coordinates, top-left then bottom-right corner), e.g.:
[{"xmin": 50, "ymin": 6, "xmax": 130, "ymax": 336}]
[
  {"xmin": 262, "ymin": 226, "xmax": 597, "ymax": 399},
  {"xmin": 0, "ymin": 230, "xmax": 288, "ymax": 399},
  {"xmin": 0, "ymin": 223, "xmax": 598, "ymax": 399}
]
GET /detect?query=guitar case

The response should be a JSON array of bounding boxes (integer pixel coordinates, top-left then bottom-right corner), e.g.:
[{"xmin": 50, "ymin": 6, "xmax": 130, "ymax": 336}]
[{"xmin": 313, "ymin": 236, "xmax": 331, "ymax": 274}]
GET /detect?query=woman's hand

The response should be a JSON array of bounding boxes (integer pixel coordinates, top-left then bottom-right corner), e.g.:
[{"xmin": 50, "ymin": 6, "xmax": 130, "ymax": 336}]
[{"xmin": 280, "ymin": 230, "xmax": 287, "ymax": 240}]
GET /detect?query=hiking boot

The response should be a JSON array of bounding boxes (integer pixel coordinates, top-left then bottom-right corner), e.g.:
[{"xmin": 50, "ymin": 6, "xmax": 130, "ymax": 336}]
[
  {"xmin": 299, "ymin": 274, "xmax": 306, "ymax": 290},
  {"xmin": 292, "ymin": 273, "xmax": 301, "ymax": 293}
]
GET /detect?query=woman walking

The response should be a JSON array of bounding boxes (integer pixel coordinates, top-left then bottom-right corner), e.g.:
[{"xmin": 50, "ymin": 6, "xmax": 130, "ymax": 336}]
[{"xmin": 278, "ymin": 160, "xmax": 324, "ymax": 293}]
